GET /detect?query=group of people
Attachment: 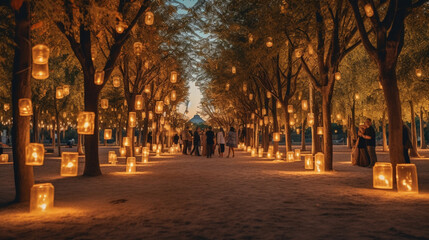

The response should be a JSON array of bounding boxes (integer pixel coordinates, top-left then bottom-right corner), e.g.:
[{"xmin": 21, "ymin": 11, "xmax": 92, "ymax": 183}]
[{"xmin": 178, "ymin": 126, "xmax": 238, "ymax": 158}]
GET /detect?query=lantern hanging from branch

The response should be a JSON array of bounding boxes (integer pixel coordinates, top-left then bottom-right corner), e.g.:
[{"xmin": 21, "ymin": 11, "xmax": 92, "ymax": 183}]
[
  {"xmin": 113, "ymin": 76, "xmax": 121, "ymax": 87},
  {"xmin": 94, "ymin": 70, "xmax": 104, "ymax": 85},
  {"xmin": 144, "ymin": 85, "xmax": 151, "ymax": 93},
  {"xmin": 251, "ymin": 113, "xmax": 255, "ymax": 120},
  {"xmin": 145, "ymin": 11, "xmax": 154, "ymax": 25},
  {"xmin": 364, "ymin": 4, "xmax": 374, "ymax": 17},
  {"xmin": 61, "ymin": 152, "xmax": 78, "ymax": 176},
  {"xmin": 273, "ymin": 132, "xmax": 280, "ymax": 142},
  {"xmin": 30, "ymin": 183, "xmax": 54, "ymax": 212},
  {"xmin": 296, "ymin": 128, "xmax": 301, "ymax": 135},
  {"xmin": 133, "ymin": 42, "xmax": 143, "ymax": 56},
  {"xmin": 135, "ymin": 95, "xmax": 143, "ymax": 110},
  {"xmin": 232, "ymin": 66, "xmax": 236, "ymax": 74},
  {"xmin": 373, "ymin": 162, "xmax": 393, "ymax": 189},
  {"xmin": 276, "ymin": 101, "xmax": 282, "ymax": 109},
  {"xmin": 262, "ymin": 108, "xmax": 267, "ymax": 116},
  {"xmin": 101, "ymin": 99, "xmax": 108, "ymax": 109},
  {"xmin": 396, "ymin": 164, "xmax": 418, "ymax": 193},
  {"xmin": 116, "ymin": 21, "xmax": 126, "ymax": 33},
  {"xmin": 104, "ymin": 129, "xmax": 112, "ymax": 140},
  {"xmin": 120, "ymin": 147, "xmax": 126, "ymax": 157},
  {"xmin": 160, "ymin": 116, "xmax": 165, "ymax": 125},
  {"xmin": 19, "ymin": 98, "xmax": 33, "ymax": 116},
  {"xmin": 3, "ymin": 103, "xmax": 10, "ymax": 111},
  {"xmin": 55, "ymin": 87, "xmax": 64, "ymax": 99},
  {"xmin": 308, "ymin": 43, "xmax": 314, "ymax": 55},
  {"xmin": 142, "ymin": 112, "xmax": 146, "ymax": 119},
  {"xmin": 294, "ymin": 48, "xmax": 303, "ymax": 58},
  {"xmin": 287, "ymin": 105, "xmax": 293, "ymax": 113},
  {"xmin": 225, "ymin": 82, "xmax": 230, "ymax": 91},
  {"xmin": 32, "ymin": 63, "xmax": 49, "ymax": 80},
  {"xmin": 314, "ymin": 152, "xmax": 325, "ymax": 172},
  {"xmin": 32, "ymin": 44, "xmax": 50, "ymax": 64},
  {"xmin": 248, "ymin": 33, "xmax": 254, "ymax": 44},
  {"xmin": 148, "ymin": 111, "xmax": 153, "ymax": 120},
  {"xmin": 317, "ymin": 127, "xmax": 324, "ymax": 135},
  {"xmin": 170, "ymin": 71, "xmax": 178, "ymax": 83},
  {"xmin": 25, "ymin": 143, "xmax": 45, "ymax": 166},
  {"xmin": 62, "ymin": 85, "xmax": 70, "ymax": 96},
  {"xmin": 242, "ymin": 83, "xmax": 247, "ymax": 92},
  {"xmin": 307, "ymin": 113, "xmax": 314, "ymax": 126},
  {"xmin": 128, "ymin": 112, "xmax": 136, "ymax": 127},
  {"xmin": 164, "ymin": 96, "xmax": 170, "ymax": 106},
  {"xmin": 263, "ymin": 116, "xmax": 269, "ymax": 125},
  {"xmin": 108, "ymin": 151, "xmax": 117, "ymax": 164},
  {"xmin": 289, "ymin": 118, "xmax": 295, "ymax": 126},
  {"xmin": 155, "ymin": 101, "xmax": 164, "ymax": 114},
  {"xmin": 259, "ymin": 119, "xmax": 263, "ymax": 126},
  {"xmin": 171, "ymin": 90, "xmax": 177, "ymax": 101},
  {"xmin": 266, "ymin": 37, "xmax": 273, "ymax": 48},
  {"xmin": 126, "ymin": 157, "xmax": 137, "ymax": 173},
  {"xmin": 249, "ymin": 93, "xmax": 254, "ymax": 100},
  {"xmin": 266, "ymin": 91, "xmax": 272, "ymax": 99},
  {"xmin": 77, "ymin": 112, "xmax": 95, "ymax": 135},
  {"xmin": 415, "ymin": 69, "xmax": 422, "ymax": 77},
  {"xmin": 334, "ymin": 72, "xmax": 341, "ymax": 81}
]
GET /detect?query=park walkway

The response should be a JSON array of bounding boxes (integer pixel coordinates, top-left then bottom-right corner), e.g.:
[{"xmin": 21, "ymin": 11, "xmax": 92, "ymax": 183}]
[{"xmin": 1, "ymin": 146, "xmax": 429, "ymax": 239}]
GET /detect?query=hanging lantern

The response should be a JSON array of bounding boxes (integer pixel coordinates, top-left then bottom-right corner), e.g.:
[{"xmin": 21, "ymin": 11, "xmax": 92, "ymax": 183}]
[
  {"xmin": 232, "ymin": 66, "xmax": 236, "ymax": 74},
  {"xmin": 101, "ymin": 99, "xmax": 109, "ymax": 109},
  {"xmin": 262, "ymin": 108, "xmax": 267, "ymax": 116},
  {"xmin": 266, "ymin": 91, "xmax": 272, "ymax": 99},
  {"xmin": 225, "ymin": 82, "xmax": 230, "ymax": 91},
  {"xmin": 164, "ymin": 96, "xmax": 170, "ymax": 106},
  {"xmin": 148, "ymin": 111, "xmax": 153, "ymax": 120},
  {"xmin": 317, "ymin": 127, "xmax": 323, "ymax": 135},
  {"xmin": 144, "ymin": 61, "xmax": 150, "ymax": 69},
  {"xmin": 249, "ymin": 93, "xmax": 254, "ymax": 100},
  {"xmin": 0, "ymin": 154, "xmax": 8, "ymax": 163},
  {"xmin": 301, "ymin": 100, "xmax": 308, "ymax": 111},
  {"xmin": 77, "ymin": 112, "xmax": 95, "ymax": 135},
  {"xmin": 373, "ymin": 162, "xmax": 393, "ymax": 189},
  {"xmin": 266, "ymin": 37, "xmax": 273, "ymax": 48},
  {"xmin": 30, "ymin": 183, "xmax": 54, "ymax": 212},
  {"xmin": 113, "ymin": 76, "xmax": 121, "ymax": 87},
  {"xmin": 263, "ymin": 116, "xmax": 269, "ymax": 125},
  {"xmin": 396, "ymin": 164, "xmax": 418, "ymax": 193},
  {"xmin": 135, "ymin": 146, "xmax": 142, "ymax": 155},
  {"xmin": 145, "ymin": 11, "xmax": 154, "ymax": 25},
  {"xmin": 25, "ymin": 143, "xmax": 45, "ymax": 166},
  {"xmin": 108, "ymin": 151, "xmax": 117, "ymax": 164},
  {"xmin": 171, "ymin": 90, "xmax": 177, "ymax": 101},
  {"xmin": 155, "ymin": 101, "xmax": 164, "ymax": 114},
  {"xmin": 170, "ymin": 71, "xmax": 178, "ymax": 83},
  {"xmin": 273, "ymin": 132, "xmax": 280, "ymax": 142},
  {"xmin": 62, "ymin": 85, "xmax": 70, "ymax": 96},
  {"xmin": 152, "ymin": 121, "xmax": 157, "ymax": 130},
  {"xmin": 116, "ymin": 21, "xmax": 126, "ymax": 34},
  {"xmin": 259, "ymin": 119, "xmax": 263, "ymax": 126},
  {"xmin": 258, "ymin": 147, "xmax": 264, "ymax": 158},
  {"xmin": 294, "ymin": 48, "xmax": 303, "ymax": 58},
  {"xmin": 128, "ymin": 112, "xmax": 136, "ymax": 127},
  {"xmin": 160, "ymin": 116, "xmax": 165, "ymax": 125},
  {"xmin": 123, "ymin": 137, "xmax": 131, "ymax": 147},
  {"xmin": 248, "ymin": 33, "xmax": 254, "ymax": 44},
  {"xmin": 32, "ymin": 63, "xmax": 49, "ymax": 80},
  {"xmin": 3, "ymin": 103, "xmax": 10, "ymax": 111},
  {"xmin": 296, "ymin": 128, "xmax": 301, "ymax": 134},
  {"xmin": 135, "ymin": 95, "xmax": 143, "ymax": 110},
  {"xmin": 120, "ymin": 147, "xmax": 126, "ymax": 157},
  {"xmin": 94, "ymin": 70, "xmax": 104, "ymax": 85},
  {"xmin": 307, "ymin": 113, "xmax": 314, "ymax": 126},
  {"xmin": 416, "ymin": 69, "xmax": 422, "ymax": 77},
  {"xmin": 334, "ymin": 72, "xmax": 341, "ymax": 81},
  {"xmin": 32, "ymin": 44, "xmax": 50, "ymax": 64},
  {"xmin": 104, "ymin": 129, "xmax": 112, "ymax": 140},
  {"xmin": 142, "ymin": 147, "xmax": 149, "ymax": 163},
  {"xmin": 308, "ymin": 43, "xmax": 314, "ymax": 55},
  {"xmin": 133, "ymin": 42, "xmax": 143, "ymax": 56},
  {"xmin": 364, "ymin": 4, "xmax": 374, "ymax": 17},
  {"xmin": 144, "ymin": 85, "xmax": 151, "ymax": 93},
  {"xmin": 251, "ymin": 113, "xmax": 255, "ymax": 119},
  {"xmin": 242, "ymin": 83, "xmax": 247, "ymax": 92},
  {"xmin": 276, "ymin": 101, "xmax": 282, "ymax": 109},
  {"xmin": 355, "ymin": 93, "xmax": 360, "ymax": 100},
  {"xmin": 304, "ymin": 154, "xmax": 313, "ymax": 169},
  {"xmin": 142, "ymin": 112, "xmax": 146, "ymax": 119},
  {"xmin": 289, "ymin": 118, "xmax": 295, "ymax": 126},
  {"xmin": 294, "ymin": 149, "xmax": 301, "ymax": 161},
  {"xmin": 19, "ymin": 98, "xmax": 33, "ymax": 116},
  {"xmin": 126, "ymin": 157, "xmax": 137, "ymax": 173},
  {"xmin": 61, "ymin": 152, "xmax": 78, "ymax": 176},
  {"xmin": 287, "ymin": 105, "xmax": 293, "ymax": 113},
  {"xmin": 55, "ymin": 87, "xmax": 64, "ymax": 99},
  {"xmin": 314, "ymin": 152, "xmax": 325, "ymax": 172}
]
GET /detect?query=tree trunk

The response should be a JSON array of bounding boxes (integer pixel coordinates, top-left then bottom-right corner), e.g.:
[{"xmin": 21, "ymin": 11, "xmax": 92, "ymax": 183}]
[
  {"xmin": 382, "ymin": 110, "xmax": 388, "ymax": 152},
  {"xmin": 11, "ymin": 1, "xmax": 34, "ymax": 202},
  {"xmin": 310, "ymin": 84, "xmax": 321, "ymax": 154},
  {"xmin": 321, "ymin": 89, "xmax": 333, "ymax": 171},
  {"xmin": 263, "ymin": 125, "xmax": 269, "ymax": 152},
  {"xmin": 301, "ymin": 113, "xmax": 306, "ymax": 151},
  {"xmin": 420, "ymin": 107, "xmax": 426, "ymax": 149},
  {"xmin": 409, "ymin": 101, "xmax": 420, "ymax": 157},
  {"xmin": 272, "ymin": 100, "xmax": 279, "ymax": 154}
]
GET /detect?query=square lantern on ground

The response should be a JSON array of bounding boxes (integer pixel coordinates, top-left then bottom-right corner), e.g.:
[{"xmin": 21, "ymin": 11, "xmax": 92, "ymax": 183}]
[
  {"xmin": 25, "ymin": 143, "xmax": 45, "ymax": 166},
  {"xmin": 135, "ymin": 146, "xmax": 142, "ymax": 155},
  {"xmin": 120, "ymin": 147, "xmax": 126, "ymax": 157},
  {"xmin": 142, "ymin": 147, "xmax": 149, "ymax": 163},
  {"xmin": 61, "ymin": 152, "xmax": 79, "ymax": 176},
  {"xmin": 19, "ymin": 98, "xmax": 33, "ymax": 116},
  {"xmin": 246, "ymin": 146, "xmax": 252, "ymax": 153},
  {"xmin": 294, "ymin": 149, "xmax": 301, "ymax": 161},
  {"xmin": 104, "ymin": 129, "xmax": 112, "ymax": 140},
  {"xmin": 0, "ymin": 154, "xmax": 9, "ymax": 163},
  {"xmin": 258, "ymin": 147, "xmax": 264, "ymax": 158},
  {"xmin": 108, "ymin": 151, "xmax": 117, "ymax": 164},
  {"xmin": 286, "ymin": 152, "xmax": 294, "ymax": 162},
  {"xmin": 304, "ymin": 154, "xmax": 313, "ymax": 169},
  {"xmin": 251, "ymin": 148, "xmax": 256, "ymax": 157},
  {"xmin": 30, "ymin": 183, "xmax": 54, "ymax": 212},
  {"xmin": 126, "ymin": 157, "xmax": 136, "ymax": 173},
  {"xmin": 373, "ymin": 162, "xmax": 393, "ymax": 189},
  {"xmin": 77, "ymin": 112, "xmax": 95, "ymax": 135},
  {"xmin": 275, "ymin": 151, "xmax": 283, "ymax": 160},
  {"xmin": 314, "ymin": 152, "xmax": 325, "ymax": 172},
  {"xmin": 396, "ymin": 164, "xmax": 418, "ymax": 193}
]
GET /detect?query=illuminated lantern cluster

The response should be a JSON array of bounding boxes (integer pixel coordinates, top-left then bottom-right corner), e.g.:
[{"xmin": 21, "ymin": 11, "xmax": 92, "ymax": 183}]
[
  {"xmin": 126, "ymin": 157, "xmax": 137, "ymax": 173},
  {"xmin": 19, "ymin": 98, "xmax": 33, "ymax": 116},
  {"xmin": 94, "ymin": 70, "xmax": 104, "ymax": 85},
  {"xmin": 104, "ymin": 129, "xmax": 112, "ymax": 140},
  {"xmin": 101, "ymin": 99, "xmax": 109, "ymax": 109},
  {"xmin": 304, "ymin": 154, "xmax": 313, "ymax": 169},
  {"xmin": 30, "ymin": 183, "xmax": 54, "ymax": 212},
  {"xmin": 25, "ymin": 143, "xmax": 44, "ymax": 166},
  {"xmin": 0, "ymin": 154, "xmax": 9, "ymax": 163},
  {"xmin": 77, "ymin": 112, "xmax": 95, "ymax": 135},
  {"xmin": 32, "ymin": 44, "xmax": 50, "ymax": 80},
  {"xmin": 396, "ymin": 164, "xmax": 418, "ymax": 193},
  {"xmin": 61, "ymin": 152, "xmax": 78, "ymax": 176},
  {"xmin": 145, "ymin": 11, "xmax": 154, "ymax": 25},
  {"xmin": 109, "ymin": 151, "xmax": 117, "ymax": 164},
  {"xmin": 314, "ymin": 152, "xmax": 325, "ymax": 172},
  {"xmin": 135, "ymin": 95, "xmax": 143, "ymax": 110},
  {"xmin": 373, "ymin": 162, "xmax": 393, "ymax": 189}
]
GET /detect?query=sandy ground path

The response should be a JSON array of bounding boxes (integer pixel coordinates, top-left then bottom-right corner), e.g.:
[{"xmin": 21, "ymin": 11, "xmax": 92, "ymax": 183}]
[{"xmin": 1, "ymin": 146, "xmax": 429, "ymax": 240}]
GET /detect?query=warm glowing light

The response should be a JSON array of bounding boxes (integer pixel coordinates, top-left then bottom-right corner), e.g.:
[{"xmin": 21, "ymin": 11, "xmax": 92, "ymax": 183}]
[
  {"xmin": 308, "ymin": 43, "xmax": 314, "ymax": 55},
  {"xmin": 126, "ymin": 157, "xmax": 137, "ymax": 173},
  {"xmin": 355, "ymin": 93, "xmax": 360, "ymax": 100},
  {"xmin": 61, "ymin": 152, "xmax": 78, "ymax": 176},
  {"xmin": 275, "ymin": 151, "xmax": 283, "ymax": 160},
  {"xmin": 123, "ymin": 137, "xmax": 131, "ymax": 147},
  {"xmin": 144, "ymin": 85, "xmax": 151, "ymax": 93},
  {"xmin": 251, "ymin": 148, "xmax": 257, "ymax": 157},
  {"xmin": 94, "ymin": 70, "xmax": 104, "ymax": 85},
  {"xmin": 294, "ymin": 149, "xmax": 301, "ymax": 161},
  {"xmin": 120, "ymin": 147, "xmax": 126, "ymax": 157},
  {"xmin": 116, "ymin": 21, "xmax": 127, "ymax": 33},
  {"xmin": 0, "ymin": 154, "xmax": 8, "ymax": 163},
  {"xmin": 416, "ymin": 69, "xmax": 422, "ymax": 77},
  {"xmin": 289, "ymin": 118, "xmax": 295, "ymax": 126},
  {"xmin": 142, "ymin": 147, "xmax": 149, "ymax": 163},
  {"xmin": 77, "ymin": 112, "xmax": 95, "ymax": 135},
  {"xmin": 242, "ymin": 83, "xmax": 247, "ymax": 92},
  {"xmin": 108, "ymin": 151, "xmax": 117, "ymax": 164},
  {"xmin": 104, "ymin": 129, "xmax": 112, "ymax": 140},
  {"xmin": 248, "ymin": 33, "xmax": 254, "ymax": 44},
  {"xmin": 334, "ymin": 72, "xmax": 341, "ymax": 81},
  {"xmin": 264, "ymin": 116, "xmax": 269, "ymax": 125},
  {"xmin": 317, "ymin": 127, "xmax": 323, "ymax": 135},
  {"xmin": 30, "ymin": 183, "xmax": 54, "ymax": 212},
  {"xmin": 225, "ymin": 82, "xmax": 230, "ymax": 91},
  {"xmin": 170, "ymin": 71, "xmax": 178, "ymax": 83},
  {"xmin": 25, "ymin": 143, "xmax": 44, "ymax": 166},
  {"xmin": 145, "ymin": 11, "xmax": 154, "ymax": 25},
  {"xmin": 128, "ymin": 112, "xmax": 136, "ymax": 127},
  {"xmin": 19, "ymin": 98, "xmax": 33, "ymax": 116},
  {"xmin": 32, "ymin": 44, "xmax": 50, "ymax": 64},
  {"xmin": 63, "ymin": 85, "xmax": 70, "ymax": 96},
  {"xmin": 373, "ymin": 162, "xmax": 393, "ymax": 189},
  {"xmin": 364, "ymin": 4, "xmax": 374, "ymax": 17},
  {"xmin": 273, "ymin": 132, "xmax": 281, "ymax": 142},
  {"xmin": 101, "ymin": 99, "xmax": 109, "ymax": 109},
  {"xmin": 232, "ymin": 66, "xmax": 236, "ymax": 74},
  {"xmin": 276, "ymin": 101, "xmax": 282, "ymax": 109},
  {"xmin": 286, "ymin": 152, "xmax": 294, "ymax": 162},
  {"xmin": 294, "ymin": 48, "xmax": 303, "ymax": 58},
  {"xmin": 32, "ymin": 63, "xmax": 49, "ymax": 80},
  {"xmin": 314, "ymin": 152, "xmax": 325, "ymax": 172},
  {"xmin": 133, "ymin": 42, "xmax": 143, "ymax": 56},
  {"xmin": 258, "ymin": 147, "xmax": 264, "ymax": 158},
  {"xmin": 396, "ymin": 164, "xmax": 418, "ymax": 193},
  {"xmin": 135, "ymin": 146, "xmax": 142, "ymax": 155},
  {"xmin": 266, "ymin": 91, "xmax": 272, "ymax": 99},
  {"xmin": 248, "ymin": 93, "xmax": 254, "ymax": 100},
  {"xmin": 307, "ymin": 113, "xmax": 314, "ymax": 126},
  {"xmin": 266, "ymin": 37, "xmax": 273, "ymax": 48},
  {"xmin": 113, "ymin": 76, "xmax": 121, "ymax": 87},
  {"xmin": 3, "ymin": 103, "xmax": 10, "ymax": 111},
  {"xmin": 304, "ymin": 154, "xmax": 313, "ymax": 169},
  {"xmin": 262, "ymin": 108, "xmax": 267, "ymax": 116},
  {"xmin": 171, "ymin": 90, "xmax": 177, "ymax": 101},
  {"xmin": 287, "ymin": 105, "xmax": 293, "ymax": 113},
  {"xmin": 155, "ymin": 101, "xmax": 164, "ymax": 114}
]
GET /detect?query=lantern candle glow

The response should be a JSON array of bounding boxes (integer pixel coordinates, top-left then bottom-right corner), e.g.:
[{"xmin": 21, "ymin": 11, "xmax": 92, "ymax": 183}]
[
  {"xmin": 133, "ymin": 42, "xmax": 143, "ymax": 56},
  {"xmin": 304, "ymin": 154, "xmax": 313, "ymax": 169},
  {"xmin": 32, "ymin": 44, "xmax": 50, "ymax": 64},
  {"xmin": 126, "ymin": 157, "xmax": 137, "ymax": 173},
  {"xmin": 108, "ymin": 151, "xmax": 117, "ymax": 164},
  {"xmin": 258, "ymin": 147, "xmax": 264, "ymax": 158},
  {"xmin": 145, "ymin": 11, "xmax": 154, "ymax": 25},
  {"xmin": 56, "ymin": 87, "xmax": 64, "ymax": 99},
  {"xmin": 30, "ymin": 183, "xmax": 54, "ymax": 212},
  {"xmin": 155, "ymin": 101, "xmax": 164, "ymax": 114},
  {"xmin": 77, "ymin": 112, "xmax": 95, "ymax": 135},
  {"xmin": 294, "ymin": 149, "xmax": 301, "ymax": 161},
  {"xmin": 314, "ymin": 152, "xmax": 325, "ymax": 172},
  {"xmin": 104, "ymin": 129, "xmax": 112, "ymax": 140},
  {"xmin": 142, "ymin": 147, "xmax": 149, "ymax": 163},
  {"xmin": 373, "ymin": 162, "xmax": 393, "ymax": 189},
  {"xmin": 101, "ymin": 99, "xmax": 109, "ymax": 109},
  {"xmin": 32, "ymin": 63, "xmax": 49, "ymax": 80},
  {"xmin": 170, "ymin": 71, "xmax": 178, "ymax": 83},
  {"xmin": 0, "ymin": 154, "xmax": 8, "ymax": 163},
  {"xmin": 396, "ymin": 164, "xmax": 418, "ymax": 193},
  {"xmin": 123, "ymin": 137, "xmax": 131, "ymax": 147},
  {"xmin": 94, "ymin": 70, "xmax": 104, "ymax": 85},
  {"xmin": 19, "ymin": 98, "xmax": 33, "ymax": 116},
  {"xmin": 61, "ymin": 152, "xmax": 78, "ymax": 176},
  {"xmin": 25, "ymin": 143, "xmax": 45, "ymax": 166},
  {"xmin": 128, "ymin": 112, "xmax": 136, "ymax": 127},
  {"xmin": 286, "ymin": 152, "xmax": 294, "ymax": 162},
  {"xmin": 120, "ymin": 147, "xmax": 126, "ymax": 157},
  {"xmin": 273, "ymin": 132, "xmax": 280, "ymax": 142}
]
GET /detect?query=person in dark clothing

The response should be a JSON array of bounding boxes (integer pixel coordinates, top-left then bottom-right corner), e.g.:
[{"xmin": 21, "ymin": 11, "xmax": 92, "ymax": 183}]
[
  {"xmin": 357, "ymin": 125, "xmax": 370, "ymax": 167},
  {"xmin": 403, "ymin": 124, "xmax": 412, "ymax": 163},
  {"xmin": 191, "ymin": 128, "xmax": 201, "ymax": 156},
  {"xmin": 173, "ymin": 134, "xmax": 179, "ymax": 145},
  {"xmin": 206, "ymin": 126, "xmax": 215, "ymax": 158},
  {"xmin": 362, "ymin": 118, "xmax": 377, "ymax": 167}
]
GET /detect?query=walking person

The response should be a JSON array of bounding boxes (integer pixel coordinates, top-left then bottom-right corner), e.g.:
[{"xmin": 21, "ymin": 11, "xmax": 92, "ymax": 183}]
[
  {"xmin": 226, "ymin": 127, "xmax": 237, "ymax": 158},
  {"xmin": 357, "ymin": 125, "xmax": 370, "ymax": 167},
  {"xmin": 403, "ymin": 124, "xmax": 413, "ymax": 163},
  {"xmin": 206, "ymin": 126, "xmax": 215, "ymax": 158},
  {"xmin": 362, "ymin": 118, "xmax": 377, "ymax": 167},
  {"xmin": 217, "ymin": 127, "xmax": 226, "ymax": 157},
  {"xmin": 181, "ymin": 127, "xmax": 189, "ymax": 155},
  {"xmin": 191, "ymin": 128, "xmax": 201, "ymax": 156}
]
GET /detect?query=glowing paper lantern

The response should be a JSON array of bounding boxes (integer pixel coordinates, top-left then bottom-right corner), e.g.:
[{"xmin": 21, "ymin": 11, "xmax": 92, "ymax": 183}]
[
  {"xmin": 232, "ymin": 66, "xmax": 236, "ymax": 74},
  {"xmin": 294, "ymin": 48, "xmax": 303, "ymax": 58},
  {"xmin": 145, "ymin": 11, "xmax": 154, "ymax": 25},
  {"xmin": 273, "ymin": 132, "xmax": 280, "ymax": 142},
  {"xmin": 301, "ymin": 100, "xmax": 308, "ymax": 111},
  {"xmin": 287, "ymin": 105, "xmax": 294, "ymax": 113},
  {"xmin": 267, "ymin": 150, "xmax": 273, "ymax": 159},
  {"xmin": 32, "ymin": 44, "xmax": 50, "ymax": 64},
  {"xmin": 246, "ymin": 146, "xmax": 252, "ymax": 153},
  {"xmin": 334, "ymin": 72, "xmax": 341, "ymax": 81},
  {"xmin": 264, "ymin": 116, "xmax": 269, "ymax": 125},
  {"xmin": 144, "ymin": 85, "xmax": 151, "ymax": 93},
  {"xmin": 242, "ymin": 83, "xmax": 247, "ymax": 92},
  {"xmin": 304, "ymin": 154, "xmax": 313, "ymax": 169},
  {"xmin": 286, "ymin": 152, "xmax": 294, "ymax": 162},
  {"xmin": 128, "ymin": 112, "xmax": 136, "ymax": 127},
  {"xmin": 101, "ymin": 99, "xmax": 109, "ymax": 109},
  {"xmin": 248, "ymin": 33, "xmax": 254, "ymax": 44},
  {"xmin": 155, "ymin": 101, "xmax": 164, "ymax": 114},
  {"xmin": 266, "ymin": 37, "xmax": 273, "ymax": 48},
  {"xmin": 262, "ymin": 108, "xmax": 267, "ymax": 116},
  {"xmin": 275, "ymin": 151, "xmax": 283, "ymax": 160},
  {"xmin": 123, "ymin": 137, "xmax": 131, "ymax": 147},
  {"xmin": 364, "ymin": 4, "xmax": 374, "ymax": 17},
  {"xmin": 296, "ymin": 129, "xmax": 301, "ymax": 134},
  {"xmin": 307, "ymin": 113, "xmax": 314, "ymax": 126},
  {"xmin": 251, "ymin": 148, "xmax": 256, "ymax": 157},
  {"xmin": 355, "ymin": 93, "xmax": 360, "ymax": 100},
  {"xmin": 61, "ymin": 152, "xmax": 78, "ymax": 176},
  {"xmin": 251, "ymin": 113, "xmax": 255, "ymax": 119},
  {"xmin": 171, "ymin": 90, "xmax": 177, "ymax": 101},
  {"xmin": 126, "ymin": 157, "xmax": 137, "ymax": 173},
  {"xmin": 133, "ymin": 42, "xmax": 143, "ymax": 56},
  {"xmin": 77, "ymin": 112, "xmax": 95, "ymax": 135},
  {"xmin": 258, "ymin": 147, "xmax": 264, "ymax": 158},
  {"xmin": 94, "ymin": 70, "xmax": 104, "ymax": 85},
  {"xmin": 416, "ymin": 69, "xmax": 422, "ymax": 77},
  {"xmin": 314, "ymin": 152, "xmax": 325, "ymax": 172},
  {"xmin": 113, "ymin": 76, "xmax": 121, "ymax": 87},
  {"xmin": 30, "ymin": 183, "xmax": 54, "ymax": 212},
  {"xmin": 317, "ymin": 127, "xmax": 323, "ymax": 135},
  {"xmin": 63, "ymin": 85, "xmax": 70, "ymax": 96},
  {"xmin": 276, "ymin": 101, "xmax": 282, "ymax": 109},
  {"xmin": 135, "ymin": 146, "xmax": 141, "ymax": 155},
  {"xmin": 225, "ymin": 82, "xmax": 230, "ymax": 91},
  {"xmin": 0, "ymin": 154, "xmax": 8, "ymax": 163},
  {"xmin": 108, "ymin": 151, "xmax": 117, "ymax": 164},
  {"xmin": 396, "ymin": 164, "xmax": 418, "ymax": 193},
  {"xmin": 104, "ymin": 129, "xmax": 112, "ymax": 140},
  {"xmin": 148, "ymin": 111, "xmax": 153, "ymax": 120},
  {"xmin": 308, "ymin": 43, "xmax": 314, "ymax": 55},
  {"xmin": 3, "ymin": 103, "xmax": 10, "ymax": 111},
  {"xmin": 32, "ymin": 63, "xmax": 49, "ymax": 80},
  {"xmin": 142, "ymin": 112, "xmax": 146, "ymax": 119},
  {"xmin": 19, "ymin": 98, "xmax": 33, "ymax": 116},
  {"xmin": 25, "ymin": 143, "xmax": 44, "ymax": 166},
  {"xmin": 116, "ymin": 21, "xmax": 126, "ymax": 33},
  {"xmin": 266, "ymin": 91, "xmax": 272, "ymax": 99},
  {"xmin": 259, "ymin": 119, "xmax": 263, "ymax": 126},
  {"xmin": 170, "ymin": 71, "xmax": 178, "ymax": 83},
  {"xmin": 142, "ymin": 147, "xmax": 149, "ymax": 163},
  {"xmin": 294, "ymin": 149, "xmax": 301, "ymax": 161},
  {"xmin": 135, "ymin": 95, "xmax": 143, "ymax": 110},
  {"xmin": 249, "ymin": 93, "xmax": 254, "ymax": 100},
  {"xmin": 120, "ymin": 147, "xmax": 126, "ymax": 157},
  {"xmin": 372, "ymin": 162, "xmax": 393, "ymax": 189},
  {"xmin": 289, "ymin": 118, "xmax": 295, "ymax": 126}
]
